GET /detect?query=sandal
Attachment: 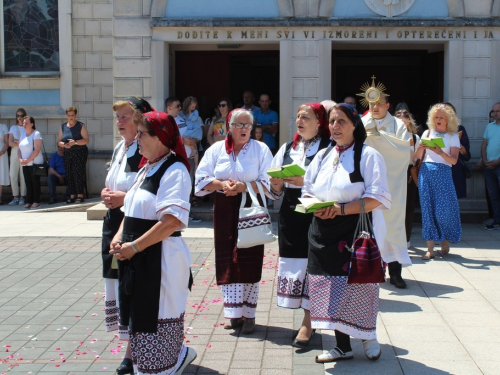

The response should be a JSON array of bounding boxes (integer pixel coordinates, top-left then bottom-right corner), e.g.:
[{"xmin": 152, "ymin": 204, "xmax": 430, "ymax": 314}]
[
  {"xmin": 75, "ymin": 198, "xmax": 85, "ymax": 203},
  {"xmin": 441, "ymin": 243, "xmax": 450, "ymax": 255},
  {"xmin": 30, "ymin": 203, "xmax": 40, "ymax": 209},
  {"xmin": 421, "ymin": 251, "xmax": 436, "ymax": 260},
  {"xmin": 66, "ymin": 198, "xmax": 75, "ymax": 204},
  {"xmin": 191, "ymin": 199, "xmax": 200, "ymax": 207}
]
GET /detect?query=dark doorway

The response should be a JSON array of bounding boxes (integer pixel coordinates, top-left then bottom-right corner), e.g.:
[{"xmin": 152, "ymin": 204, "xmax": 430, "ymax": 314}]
[
  {"xmin": 332, "ymin": 49, "xmax": 444, "ymax": 128},
  {"xmin": 175, "ymin": 50, "xmax": 279, "ymax": 121}
]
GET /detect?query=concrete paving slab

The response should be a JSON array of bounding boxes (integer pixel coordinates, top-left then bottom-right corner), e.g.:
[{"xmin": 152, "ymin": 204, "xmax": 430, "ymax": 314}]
[{"xmin": 1, "ymin": 206, "xmax": 499, "ymax": 374}]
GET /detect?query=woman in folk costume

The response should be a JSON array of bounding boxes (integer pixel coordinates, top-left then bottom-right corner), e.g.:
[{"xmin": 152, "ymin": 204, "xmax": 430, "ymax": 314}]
[
  {"xmin": 100, "ymin": 97, "xmax": 153, "ymax": 375},
  {"xmin": 194, "ymin": 108, "xmax": 273, "ymax": 334},
  {"xmin": 359, "ymin": 76, "xmax": 412, "ymax": 289},
  {"xmin": 110, "ymin": 111, "xmax": 196, "ymax": 375},
  {"xmin": 269, "ymin": 103, "xmax": 331, "ymax": 348},
  {"xmin": 303, "ymin": 104, "xmax": 391, "ymax": 363}
]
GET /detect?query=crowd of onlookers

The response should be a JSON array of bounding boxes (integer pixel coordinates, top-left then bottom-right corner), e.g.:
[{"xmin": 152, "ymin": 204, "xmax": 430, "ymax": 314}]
[
  {"xmin": 0, "ymin": 106, "xmax": 88, "ymax": 207},
  {"xmin": 1, "ymin": 92, "xmax": 499, "ymax": 233}
]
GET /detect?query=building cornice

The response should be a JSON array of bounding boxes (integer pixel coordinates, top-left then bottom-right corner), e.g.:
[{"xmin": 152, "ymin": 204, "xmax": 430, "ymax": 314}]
[{"xmin": 151, "ymin": 17, "xmax": 500, "ymax": 28}]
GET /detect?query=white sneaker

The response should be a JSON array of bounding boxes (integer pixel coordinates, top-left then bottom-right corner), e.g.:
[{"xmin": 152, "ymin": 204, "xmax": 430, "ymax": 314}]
[
  {"xmin": 362, "ymin": 339, "xmax": 381, "ymax": 361},
  {"xmin": 8, "ymin": 198, "xmax": 19, "ymax": 206},
  {"xmin": 175, "ymin": 347, "xmax": 197, "ymax": 374},
  {"xmin": 315, "ymin": 347, "xmax": 353, "ymax": 363},
  {"xmin": 18, "ymin": 198, "xmax": 25, "ymax": 206}
]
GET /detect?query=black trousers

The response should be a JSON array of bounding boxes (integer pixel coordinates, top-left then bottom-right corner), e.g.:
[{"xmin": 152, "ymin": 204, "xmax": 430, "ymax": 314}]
[
  {"xmin": 405, "ymin": 165, "xmax": 419, "ymax": 242},
  {"xmin": 64, "ymin": 147, "xmax": 88, "ymax": 195},
  {"xmin": 22, "ymin": 166, "xmax": 41, "ymax": 204}
]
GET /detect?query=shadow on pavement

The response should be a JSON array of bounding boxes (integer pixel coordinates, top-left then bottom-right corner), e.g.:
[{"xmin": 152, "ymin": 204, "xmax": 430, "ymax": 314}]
[{"xmin": 325, "ymin": 343, "xmax": 451, "ymax": 374}]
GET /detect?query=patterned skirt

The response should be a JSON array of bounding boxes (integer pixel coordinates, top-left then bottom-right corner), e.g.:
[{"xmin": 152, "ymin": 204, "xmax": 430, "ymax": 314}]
[
  {"xmin": 418, "ymin": 162, "xmax": 462, "ymax": 243},
  {"xmin": 307, "ymin": 215, "xmax": 379, "ymax": 340},
  {"xmin": 130, "ymin": 314, "xmax": 187, "ymax": 375}
]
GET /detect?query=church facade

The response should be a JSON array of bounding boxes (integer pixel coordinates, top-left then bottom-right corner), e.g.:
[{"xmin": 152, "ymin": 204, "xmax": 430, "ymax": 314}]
[{"xmin": 0, "ymin": 0, "xmax": 498, "ymax": 211}]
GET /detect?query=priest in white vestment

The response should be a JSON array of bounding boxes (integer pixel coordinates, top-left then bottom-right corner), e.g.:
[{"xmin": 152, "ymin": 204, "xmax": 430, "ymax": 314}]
[{"xmin": 358, "ymin": 76, "xmax": 411, "ymax": 288}]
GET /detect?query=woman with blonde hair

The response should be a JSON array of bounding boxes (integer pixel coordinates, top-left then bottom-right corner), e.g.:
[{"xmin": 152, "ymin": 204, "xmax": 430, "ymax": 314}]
[{"xmin": 416, "ymin": 104, "xmax": 461, "ymax": 260}]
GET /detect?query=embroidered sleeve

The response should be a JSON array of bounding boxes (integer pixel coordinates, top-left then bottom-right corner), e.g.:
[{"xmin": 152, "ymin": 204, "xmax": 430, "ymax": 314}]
[
  {"xmin": 156, "ymin": 164, "xmax": 191, "ymax": 229},
  {"xmin": 360, "ymin": 148, "xmax": 391, "ymax": 210},
  {"xmin": 194, "ymin": 144, "xmax": 218, "ymax": 196}
]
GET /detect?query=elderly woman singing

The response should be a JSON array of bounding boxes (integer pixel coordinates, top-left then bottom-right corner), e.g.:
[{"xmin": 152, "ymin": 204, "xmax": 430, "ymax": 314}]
[
  {"xmin": 110, "ymin": 111, "xmax": 196, "ymax": 375},
  {"xmin": 194, "ymin": 109, "xmax": 273, "ymax": 334}
]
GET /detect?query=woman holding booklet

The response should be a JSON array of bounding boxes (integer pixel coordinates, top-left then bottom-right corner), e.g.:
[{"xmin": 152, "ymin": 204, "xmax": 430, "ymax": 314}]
[
  {"xmin": 416, "ymin": 104, "xmax": 461, "ymax": 260},
  {"xmin": 269, "ymin": 103, "xmax": 331, "ymax": 348},
  {"xmin": 194, "ymin": 109, "xmax": 273, "ymax": 334},
  {"xmin": 303, "ymin": 104, "xmax": 391, "ymax": 363}
]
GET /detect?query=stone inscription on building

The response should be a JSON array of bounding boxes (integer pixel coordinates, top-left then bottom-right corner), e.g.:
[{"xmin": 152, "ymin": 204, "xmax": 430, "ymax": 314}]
[{"xmin": 174, "ymin": 29, "xmax": 496, "ymax": 41}]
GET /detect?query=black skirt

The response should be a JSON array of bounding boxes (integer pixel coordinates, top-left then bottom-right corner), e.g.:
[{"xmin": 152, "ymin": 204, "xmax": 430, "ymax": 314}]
[
  {"xmin": 101, "ymin": 207, "xmax": 124, "ymax": 279},
  {"xmin": 278, "ymin": 187, "xmax": 313, "ymax": 259},
  {"xmin": 308, "ymin": 214, "xmax": 366, "ymax": 277},
  {"xmin": 213, "ymin": 192, "xmax": 264, "ymax": 285}
]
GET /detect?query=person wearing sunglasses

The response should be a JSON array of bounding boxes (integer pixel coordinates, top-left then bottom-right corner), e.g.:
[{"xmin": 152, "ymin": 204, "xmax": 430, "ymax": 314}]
[
  {"xmin": 8, "ymin": 108, "xmax": 28, "ymax": 206},
  {"xmin": 207, "ymin": 99, "xmax": 233, "ymax": 145},
  {"xmin": 195, "ymin": 109, "xmax": 273, "ymax": 334}
]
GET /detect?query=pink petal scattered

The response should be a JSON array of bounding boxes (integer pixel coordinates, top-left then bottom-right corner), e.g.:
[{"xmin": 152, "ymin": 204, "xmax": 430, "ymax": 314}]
[{"xmin": 206, "ymin": 344, "xmax": 212, "ymax": 349}]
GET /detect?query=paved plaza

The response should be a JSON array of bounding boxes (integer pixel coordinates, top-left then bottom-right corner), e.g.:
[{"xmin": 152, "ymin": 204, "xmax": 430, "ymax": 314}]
[{"xmin": 0, "ymin": 203, "xmax": 499, "ymax": 374}]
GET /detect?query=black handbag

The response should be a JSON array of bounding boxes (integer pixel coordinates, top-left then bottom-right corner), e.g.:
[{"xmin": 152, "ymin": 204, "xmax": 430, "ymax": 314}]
[{"xmin": 32, "ymin": 136, "xmax": 48, "ymax": 177}]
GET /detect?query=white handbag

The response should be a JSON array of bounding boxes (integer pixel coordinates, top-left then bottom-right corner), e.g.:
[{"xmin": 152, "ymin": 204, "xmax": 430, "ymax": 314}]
[{"xmin": 237, "ymin": 181, "xmax": 276, "ymax": 249}]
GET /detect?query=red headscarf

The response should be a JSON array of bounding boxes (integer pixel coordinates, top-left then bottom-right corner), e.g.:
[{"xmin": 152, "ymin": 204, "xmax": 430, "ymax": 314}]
[
  {"xmin": 224, "ymin": 108, "xmax": 252, "ymax": 154},
  {"xmin": 292, "ymin": 103, "xmax": 329, "ymax": 149},
  {"xmin": 140, "ymin": 111, "xmax": 190, "ymax": 172}
]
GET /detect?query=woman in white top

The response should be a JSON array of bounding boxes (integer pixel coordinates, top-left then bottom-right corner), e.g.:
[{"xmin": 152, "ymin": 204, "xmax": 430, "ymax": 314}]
[
  {"xmin": 18, "ymin": 116, "xmax": 43, "ymax": 209},
  {"xmin": 304, "ymin": 104, "xmax": 391, "ymax": 364},
  {"xmin": 269, "ymin": 103, "xmax": 331, "ymax": 348},
  {"xmin": 396, "ymin": 110, "xmax": 421, "ymax": 247},
  {"xmin": 0, "ymin": 112, "xmax": 10, "ymax": 204},
  {"xmin": 195, "ymin": 109, "xmax": 273, "ymax": 334},
  {"xmin": 416, "ymin": 104, "xmax": 461, "ymax": 260},
  {"xmin": 110, "ymin": 111, "xmax": 196, "ymax": 375},
  {"xmin": 101, "ymin": 97, "xmax": 153, "ymax": 375},
  {"xmin": 8, "ymin": 108, "xmax": 27, "ymax": 205}
]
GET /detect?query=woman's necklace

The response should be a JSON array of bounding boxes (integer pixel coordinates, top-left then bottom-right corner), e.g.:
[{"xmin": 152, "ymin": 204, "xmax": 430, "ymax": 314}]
[
  {"xmin": 332, "ymin": 140, "xmax": 355, "ymax": 171},
  {"xmin": 117, "ymin": 139, "xmax": 135, "ymax": 165},
  {"xmin": 435, "ymin": 129, "xmax": 447, "ymax": 136},
  {"xmin": 299, "ymin": 135, "xmax": 320, "ymax": 163}
]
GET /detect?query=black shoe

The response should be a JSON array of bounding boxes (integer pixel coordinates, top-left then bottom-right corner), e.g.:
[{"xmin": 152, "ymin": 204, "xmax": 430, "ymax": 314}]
[
  {"xmin": 292, "ymin": 329, "xmax": 316, "ymax": 348},
  {"xmin": 48, "ymin": 199, "xmax": 57, "ymax": 205},
  {"xmin": 390, "ymin": 275, "xmax": 407, "ymax": 289},
  {"xmin": 116, "ymin": 358, "xmax": 133, "ymax": 374}
]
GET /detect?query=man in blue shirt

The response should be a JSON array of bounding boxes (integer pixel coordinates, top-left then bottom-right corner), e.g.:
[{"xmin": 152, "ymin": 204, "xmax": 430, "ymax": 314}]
[
  {"xmin": 253, "ymin": 93, "xmax": 279, "ymax": 152},
  {"xmin": 48, "ymin": 146, "xmax": 69, "ymax": 204},
  {"xmin": 482, "ymin": 102, "xmax": 500, "ymax": 230},
  {"xmin": 241, "ymin": 90, "xmax": 259, "ymax": 112}
]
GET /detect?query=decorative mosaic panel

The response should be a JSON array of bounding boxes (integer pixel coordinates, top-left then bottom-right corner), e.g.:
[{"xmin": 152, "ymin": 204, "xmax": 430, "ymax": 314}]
[{"xmin": 3, "ymin": 0, "xmax": 59, "ymax": 72}]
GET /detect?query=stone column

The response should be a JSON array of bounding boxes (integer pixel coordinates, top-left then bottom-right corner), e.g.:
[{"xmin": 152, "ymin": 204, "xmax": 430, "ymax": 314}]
[{"xmin": 279, "ymin": 39, "xmax": 332, "ymax": 146}]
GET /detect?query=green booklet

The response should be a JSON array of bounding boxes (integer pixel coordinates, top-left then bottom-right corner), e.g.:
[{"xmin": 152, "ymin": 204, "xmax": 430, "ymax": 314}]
[
  {"xmin": 295, "ymin": 197, "xmax": 337, "ymax": 214},
  {"xmin": 421, "ymin": 137, "xmax": 445, "ymax": 148},
  {"xmin": 267, "ymin": 163, "xmax": 306, "ymax": 178}
]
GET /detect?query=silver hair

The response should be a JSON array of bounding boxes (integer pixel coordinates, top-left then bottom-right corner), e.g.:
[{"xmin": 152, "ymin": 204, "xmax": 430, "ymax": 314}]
[{"xmin": 229, "ymin": 108, "xmax": 254, "ymax": 127}]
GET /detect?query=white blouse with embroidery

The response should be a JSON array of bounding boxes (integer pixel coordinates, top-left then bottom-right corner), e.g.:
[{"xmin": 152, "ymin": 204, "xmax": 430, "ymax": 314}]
[
  {"xmin": 105, "ymin": 139, "xmax": 140, "ymax": 193},
  {"xmin": 194, "ymin": 139, "xmax": 273, "ymax": 197},
  {"xmin": 302, "ymin": 144, "xmax": 392, "ymax": 253}
]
